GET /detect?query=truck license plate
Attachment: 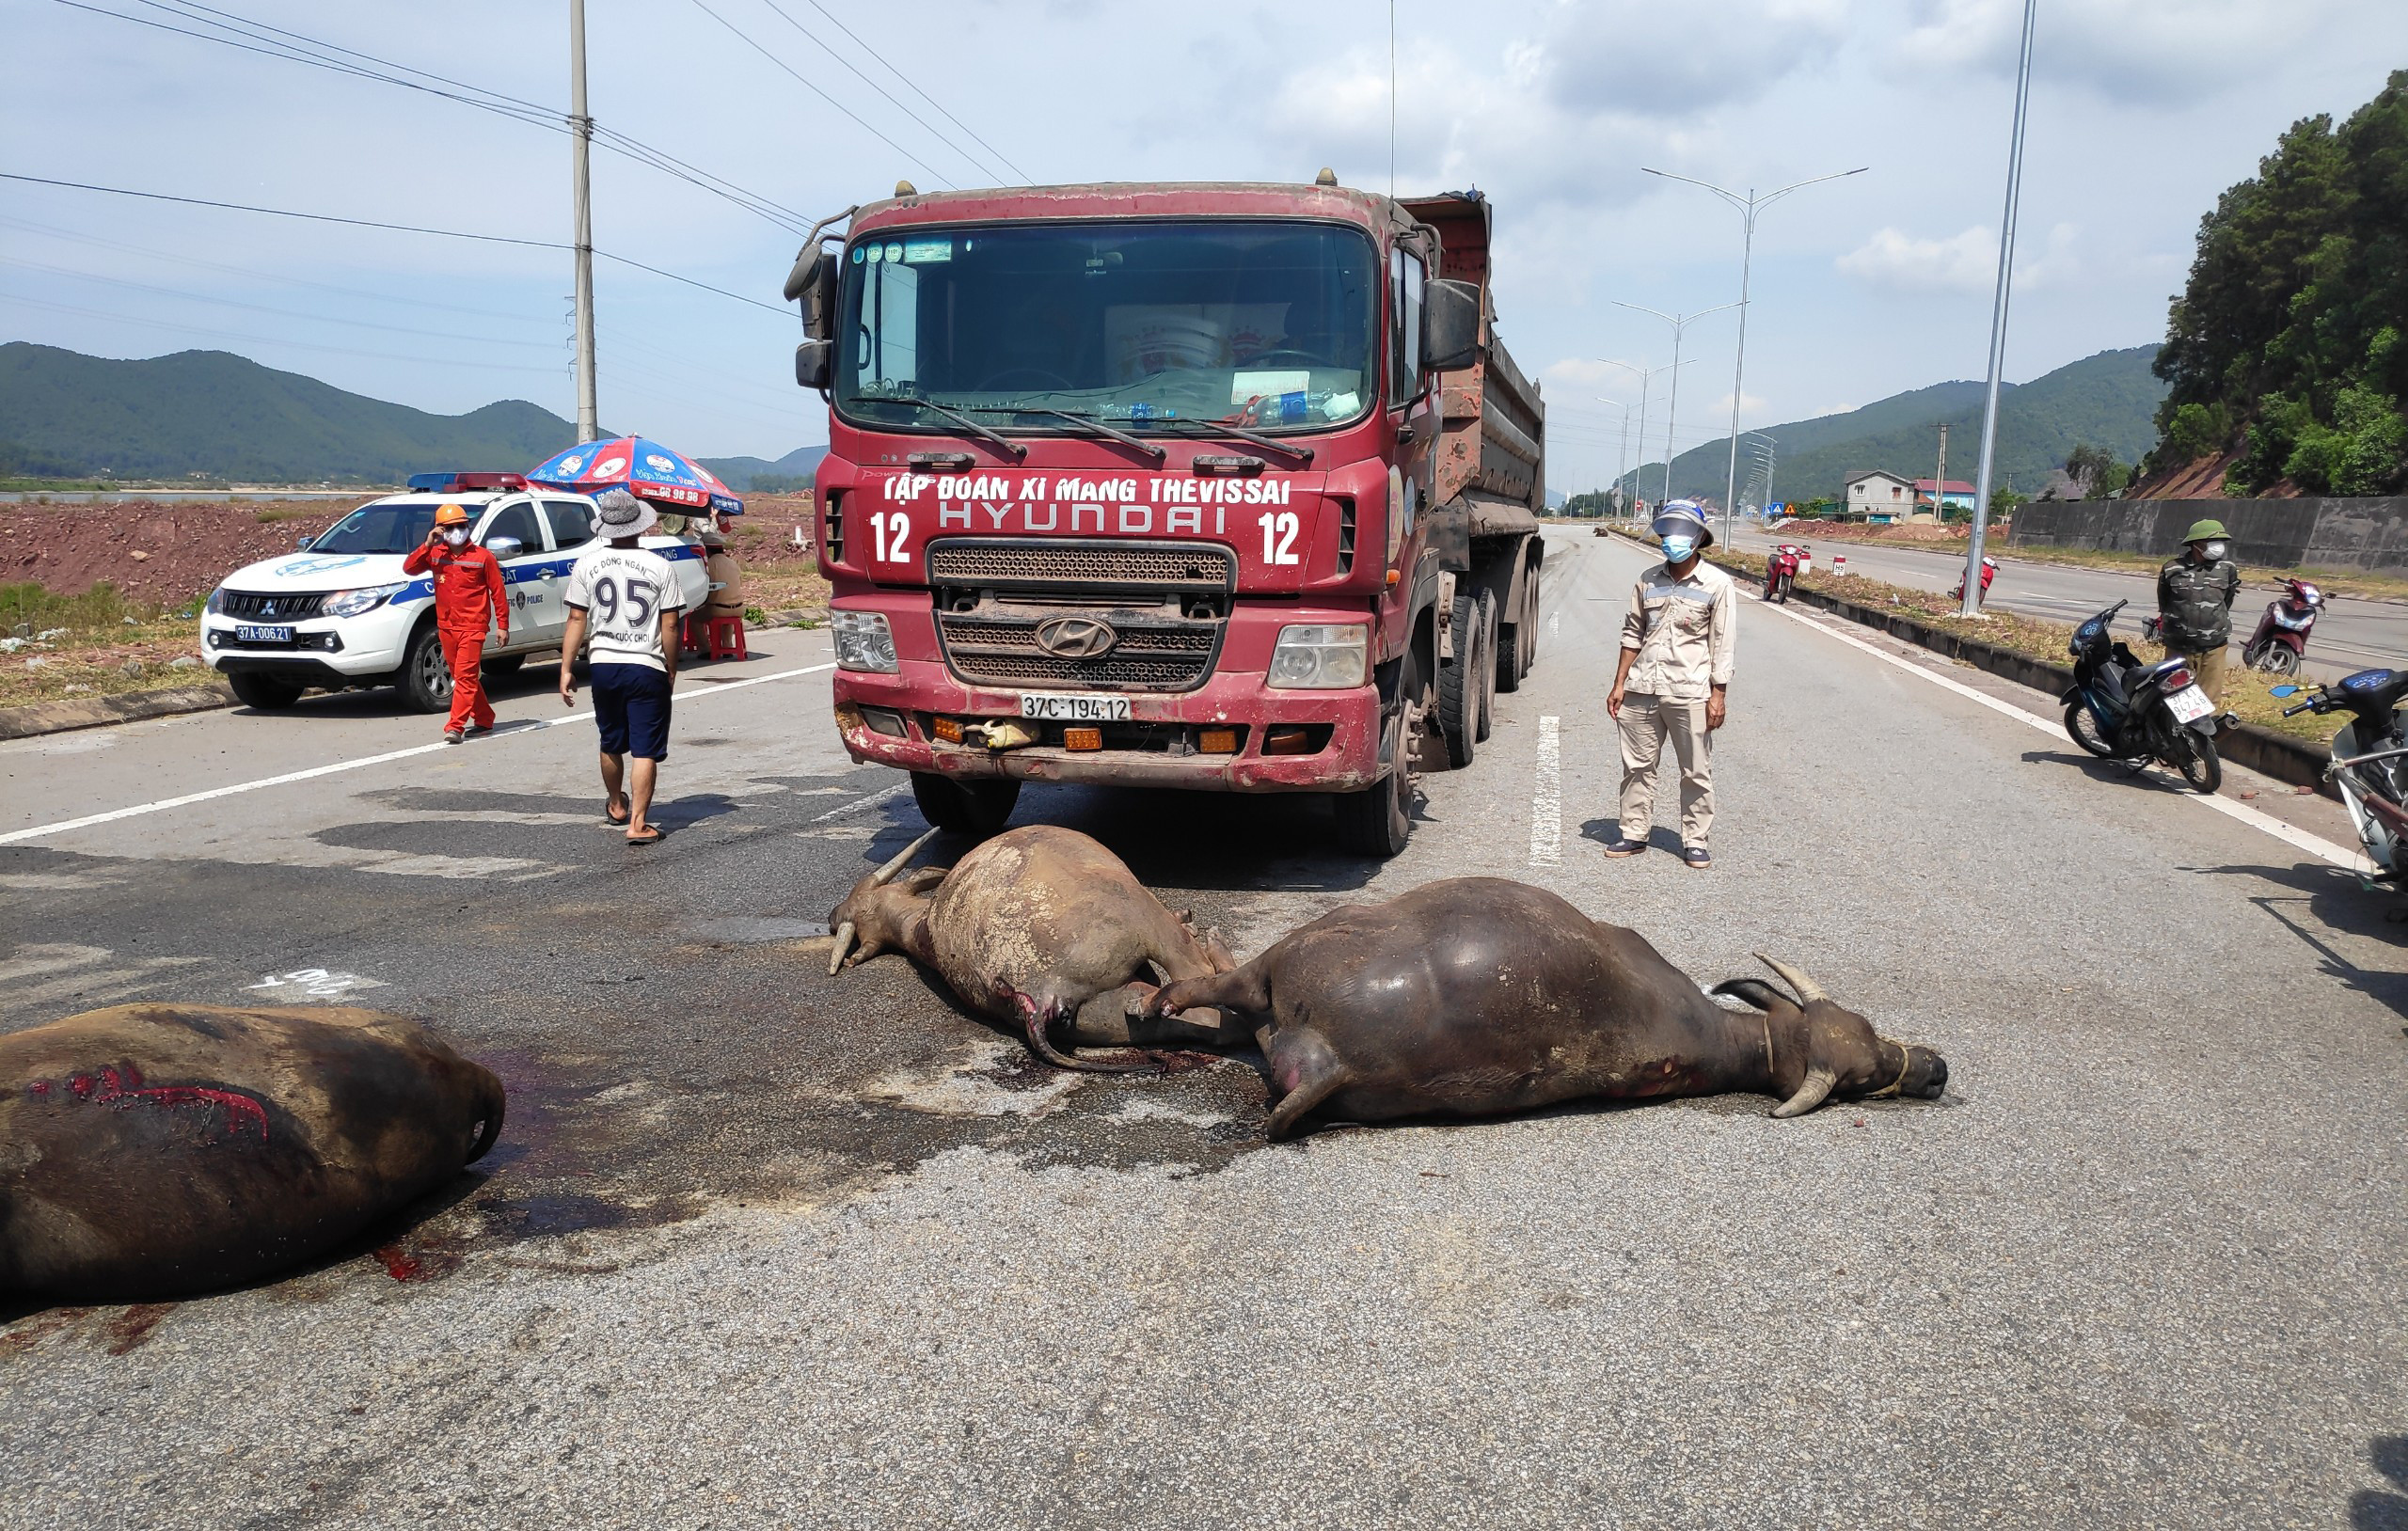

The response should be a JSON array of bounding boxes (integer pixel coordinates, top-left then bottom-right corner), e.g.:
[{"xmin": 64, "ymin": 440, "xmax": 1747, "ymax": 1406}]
[
  {"xmin": 235, "ymin": 624, "xmax": 294, "ymax": 644},
  {"xmin": 2166, "ymin": 683, "xmax": 2214, "ymax": 722},
  {"xmin": 1020, "ymin": 693, "xmax": 1131, "ymax": 722}
]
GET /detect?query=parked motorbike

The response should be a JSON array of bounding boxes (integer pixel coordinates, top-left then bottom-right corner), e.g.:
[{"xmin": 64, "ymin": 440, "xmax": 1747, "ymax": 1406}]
[
  {"xmin": 2062, "ymin": 598, "xmax": 2224, "ymax": 793},
  {"xmin": 2242, "ymin": 578, "xmax": 2323, "ymax": 675},
  {"xmin": 2273, "ymin": 668, "xmax": 2408, "ymax": 885},
  {"xmin": 1951, "ymin": 555, "xmax": 1999, "ymax": 607},
  {"xmin": 1764, "ymin": 544, "xmax": 1802, "ymax": 603}
]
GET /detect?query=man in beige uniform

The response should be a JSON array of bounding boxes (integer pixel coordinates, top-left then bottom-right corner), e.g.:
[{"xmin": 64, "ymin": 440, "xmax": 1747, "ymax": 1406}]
[{"xmin": 1604, "ymin": 499, "xmax": 1736, "ymax": 869}]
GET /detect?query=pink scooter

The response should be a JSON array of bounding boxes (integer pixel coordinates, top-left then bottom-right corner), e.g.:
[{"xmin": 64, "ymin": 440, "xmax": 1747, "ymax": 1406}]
[{"xmin": 2241, "ymin": 578, "xmax": 2322, "ymax": 676}]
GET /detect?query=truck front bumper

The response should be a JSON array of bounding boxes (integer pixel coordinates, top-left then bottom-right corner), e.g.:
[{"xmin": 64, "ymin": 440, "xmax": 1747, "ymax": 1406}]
[{"xmin": 831, "ymin": 661, "xmax": 1384, "ymax": 792}]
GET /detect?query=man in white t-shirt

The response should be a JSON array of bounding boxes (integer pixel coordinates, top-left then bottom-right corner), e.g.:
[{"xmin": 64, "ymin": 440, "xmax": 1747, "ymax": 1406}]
[{"xmin": 559, "ymin": 489, "xmax": 688, "ymax": 845}]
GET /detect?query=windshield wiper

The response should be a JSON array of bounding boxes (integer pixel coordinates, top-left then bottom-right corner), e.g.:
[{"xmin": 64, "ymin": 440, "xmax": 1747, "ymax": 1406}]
[
  {"xmin": 1143, "ymin": 416, "xmax": 1314, "ymax": 464},
  {"xmin": 1009, "ymin": 407, "xmax": 1166, "ymax": 464},
  {"xmin": 868, "ymin": 393, "xmax": 1026, "ymax": 461}
]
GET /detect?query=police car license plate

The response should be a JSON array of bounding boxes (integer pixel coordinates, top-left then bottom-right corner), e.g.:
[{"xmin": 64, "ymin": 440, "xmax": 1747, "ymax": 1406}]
[
  {"xmin": 1019, "ymin": 693, "xmax": 1131, "ymax": 722},
  {"xmin": 2166, "ymin": 683, "xmax": 2214, "ymax": 722},
  {"xmin": 236, "ymin": 624, "xmax": 294, "ymax": 644}
]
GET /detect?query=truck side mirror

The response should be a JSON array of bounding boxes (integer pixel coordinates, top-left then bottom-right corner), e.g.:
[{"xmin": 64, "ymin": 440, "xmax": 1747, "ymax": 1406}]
[
  {"xmin": 784, "ymin": 247, "xmax": 838, "ymax": 339},
  {"xmin": 795, "ymin": 339, "xmax": 832, "ymax": 391},
  {"xmin": 1422, "ymin": 279, "xmax": 1483, "ymax": 371}
]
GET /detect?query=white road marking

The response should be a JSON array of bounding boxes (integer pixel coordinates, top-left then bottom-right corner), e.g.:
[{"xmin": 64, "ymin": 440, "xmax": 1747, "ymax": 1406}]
[
  {"xmin": 1529, "ymin": 716, "xmax": 1562, "ymax": 867},
  {"xmin": 249, "ymin": 967, "xmax": 384, "ymax": 999},
  {"xmin": 0, "ymin": 662, "xmax": 836, "ymax": 846},
  {"xmin": 809, "ymin": 781, "xmax": 910, "ymax": 823},
  {"xmin": 1752, "ymin": 598, "xmax": 2364, "ymax": 872}
]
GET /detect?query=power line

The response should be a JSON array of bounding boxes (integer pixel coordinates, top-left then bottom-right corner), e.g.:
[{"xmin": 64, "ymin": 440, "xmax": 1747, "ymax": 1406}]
[
  {"xmin": 794, "ymin": 0, "xmax": 1029, "ymax": 182},
  {"xmin": 682, "ymin": 0, "xmax": 956, "ymax": 190},
  {"xmin": 749, "ymin": 0, "xmax": 1012, "ymax": 184},
  {"xmin": 0, "ymin": 173, "xmax": 789, "ymax": 313},
  {"xmin": 55, "ymin": 0, "xmax": 818, "ymax": 236}
]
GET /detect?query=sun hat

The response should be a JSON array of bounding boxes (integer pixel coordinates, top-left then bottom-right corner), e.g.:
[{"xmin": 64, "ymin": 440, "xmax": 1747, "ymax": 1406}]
[
  {"xmin": 594, "ymin": 487, "xmax": 658, "ymax": 539},
  {"xmin": 2183, "ymin": 518, "xmax": 2229, "ymax": 544},
  {"xmin": 432, "ymin": 503, "xmax": 470, "ymax": 527},
  {"xmin": 1651, "ymin": 498, "xmax": 1716, "ymax": 549}
]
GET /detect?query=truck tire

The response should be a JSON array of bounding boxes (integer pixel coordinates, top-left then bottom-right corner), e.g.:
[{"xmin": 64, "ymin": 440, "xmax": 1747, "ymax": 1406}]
[
  {"xmin": 228, "ymin": 671, "xmax": 303, "ymax": 711},
  {"xmin": 1334, "ymin": 653, "xmax": 1417, "ymax": 858},
  {"xmin": 1474, "ymin": 587, "xmax": 1497, "ymax": 743},
  {"xmin": 1497, "ymin": 559, "xmax": 1535, "ymax": 693},
  {"xmin": 1436, "ymin": 589, "xmax": 1484, "ymax": 769},
  {"xmin": 397, "ymin": 623, "xmax": 453, "ymax": 714},
  {"xmin": 911, "ymin": 772, "xmax": 1020, "ymax": 837}
]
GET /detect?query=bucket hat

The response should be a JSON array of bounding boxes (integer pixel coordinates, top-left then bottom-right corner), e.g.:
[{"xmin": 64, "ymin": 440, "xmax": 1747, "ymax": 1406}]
[{"xmin": 594, "ymin": 487, "xmax": 659, "ymax": 539}]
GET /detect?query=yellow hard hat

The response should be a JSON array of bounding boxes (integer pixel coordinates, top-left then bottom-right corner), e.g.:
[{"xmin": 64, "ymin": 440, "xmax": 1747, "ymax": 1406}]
[{"xmin": 433, "ymin": 503, "xmax": 470, "ymax": 527}]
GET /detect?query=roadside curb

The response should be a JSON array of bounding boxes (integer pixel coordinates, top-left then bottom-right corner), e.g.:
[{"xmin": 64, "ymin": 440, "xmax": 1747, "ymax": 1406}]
[
  {"xmin": 1605, "ymin": 526, "xmax": 2337, "ymax": 797},
  {"xmin": 0, "ymin": 683, "xmax": 234, "ymax": 742}
]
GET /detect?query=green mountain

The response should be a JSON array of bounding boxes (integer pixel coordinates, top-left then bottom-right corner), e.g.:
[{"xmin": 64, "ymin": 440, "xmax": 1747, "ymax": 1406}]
[
  {"xmin": 697, "ymin": 445, "xmax": 827, "ymax": 491},
  {"xmin": 0, "ymin": 343, "xmax": 581, "ymax": 483},
  {"xmin": 1623, "ymin": 345, "xmax": 2168, "ymax": 506}
]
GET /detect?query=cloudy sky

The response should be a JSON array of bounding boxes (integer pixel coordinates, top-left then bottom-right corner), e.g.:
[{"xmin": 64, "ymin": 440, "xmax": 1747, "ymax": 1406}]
[{"xmin": 7, "ymin": 0, "xmax": 2404, "ymax": 489}]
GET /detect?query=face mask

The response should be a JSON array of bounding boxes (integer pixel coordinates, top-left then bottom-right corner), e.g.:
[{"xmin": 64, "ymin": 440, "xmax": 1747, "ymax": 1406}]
[
  {"xmin": 443, "ymin": 529, "xmax": 468, "ymax": 546},
  {"xmin": 2202, "ymin": 541, "xmax": 2227, "ymax": 561},
  {"xmin": 1660, "ymin": 535, "xmax": 1696, "ymax": 563}
]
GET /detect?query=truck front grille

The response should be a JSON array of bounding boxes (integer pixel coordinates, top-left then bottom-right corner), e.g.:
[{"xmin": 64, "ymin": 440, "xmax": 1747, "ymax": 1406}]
[
  {"xmin": 217, "ymin": 591, "xmax": 329, "ymax": 619},
  {"xmin": 927, "ymin": 538, "xmax": 1234, "ymax": 693},
  {"xmin": 927, "ymin": 538, "xmax": 1234, "ymax": 595},
  {"xmin": 936, "ymin": 607, "xmax": 1222, "ymax": 693}
]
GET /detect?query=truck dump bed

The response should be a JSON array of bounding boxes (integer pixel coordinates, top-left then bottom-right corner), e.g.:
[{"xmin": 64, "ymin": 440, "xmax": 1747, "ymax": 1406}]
[{"xmin": 1401, "ymin": 192, "xmax": 1545, "ymax": 536}]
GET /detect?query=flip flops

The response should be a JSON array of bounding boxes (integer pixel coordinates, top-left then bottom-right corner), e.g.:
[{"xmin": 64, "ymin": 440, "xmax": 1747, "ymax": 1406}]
[
  {"xmin": 626, "ymin": 826, "xmax": 665, "ymax": 847},
  {"xmin": 603, "ymin": 801, "xmax": 631, "ymax": 828}
]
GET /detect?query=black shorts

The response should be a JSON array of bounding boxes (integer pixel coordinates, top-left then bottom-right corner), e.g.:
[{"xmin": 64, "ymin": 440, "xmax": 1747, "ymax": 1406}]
[{"xmin": 591, "ymin": 663, "xmax": 673, "ymax": 760}]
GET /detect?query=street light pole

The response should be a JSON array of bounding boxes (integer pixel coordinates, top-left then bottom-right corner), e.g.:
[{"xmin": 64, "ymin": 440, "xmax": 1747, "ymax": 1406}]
[
  {"xmin": 1598, "ymin": 356, "xmax": 1697, "ymax": 513},
  {"xmin": 568, "ymin": 0, "xmax": 598, "ymax": 442},
  {"xmin": 1962, "ymin": 0, "xmax": 2037, "ymax": 617},
  {"xmin": 1641, "ymin": 166, "xmax": 1867, "ymax": 544},
  {"xmin": 1592, "ymin": 397, "xmax": 1633, "ymax": 513},
  {"xmin": 1613, "ymin": 301, "xmax": 1743, "ymax": 511}
]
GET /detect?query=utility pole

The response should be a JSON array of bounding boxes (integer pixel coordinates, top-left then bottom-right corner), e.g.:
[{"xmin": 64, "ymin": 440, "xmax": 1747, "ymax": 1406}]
[
  {"xmin": 569, "ymin": 0, "xmax": 598, "ymax": 442},
  {"xmin": 1614, "ymin": 301, "xmax": 1743, "ymax": 512},
  {"xmin": 1931, "ymin": 423, "xmax": 1949, "ymax": 521},
  {"xmin": 1963, "ymin": 0, "xmax": 2037, "ymax": 617},
  {"xmin": 1592, "ymin": 396, "xmax": 1633, "ymax": 513},
  {"xmin": 1641, "ymin": 166, "xmax": 1866, "ymax": 545}
]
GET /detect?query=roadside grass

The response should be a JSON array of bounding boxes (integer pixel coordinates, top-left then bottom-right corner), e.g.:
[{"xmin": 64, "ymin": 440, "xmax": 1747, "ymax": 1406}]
[
  {"xmin": 0, "ymin": 578, "xmax": 219, "ymax": 710},
  {"xmin": 743, "ymin": 566, "xmax": 831, "ymax": 623},
  {"xmin": 1626, "ymin": 530, "xmax": 2347, "ymax": 747}
]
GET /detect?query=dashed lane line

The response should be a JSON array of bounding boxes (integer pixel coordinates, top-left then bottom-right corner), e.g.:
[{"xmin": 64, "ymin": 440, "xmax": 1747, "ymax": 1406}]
[
  {"xmin": 1529, "ymin": 716, "xmax": 1562, "ymax": 867},
  {"xmin": 1751, "ymin": 597, "xmax": 2362, "ymax": 872},
  {"xmin": 0, "ymin": 662, "xmax": 837, "ymax": 847}
]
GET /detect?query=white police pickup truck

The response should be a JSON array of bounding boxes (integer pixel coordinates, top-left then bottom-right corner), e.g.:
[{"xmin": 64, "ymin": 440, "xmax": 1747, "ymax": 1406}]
[{"xmin": 200, "ymin": 472, "xmax": 710, "ymax": 712}]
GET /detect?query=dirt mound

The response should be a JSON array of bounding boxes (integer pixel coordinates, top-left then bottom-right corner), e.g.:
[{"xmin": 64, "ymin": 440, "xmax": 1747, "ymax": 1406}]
[{"xmin": 0, "ymin": 498, "xmax": 376, "ymax": 608}]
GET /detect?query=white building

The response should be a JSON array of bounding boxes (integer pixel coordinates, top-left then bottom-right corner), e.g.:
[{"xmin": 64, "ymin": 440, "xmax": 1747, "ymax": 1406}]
[{"xmin": 1843, "ymin": 468, "xmax": 1914, "ymax": 520}]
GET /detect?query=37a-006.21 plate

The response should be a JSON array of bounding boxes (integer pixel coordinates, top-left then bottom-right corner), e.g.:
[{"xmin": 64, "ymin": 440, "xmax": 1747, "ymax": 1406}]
[{"xmin": 1019, "ymin": 693, "xmax": 1131, "ymax": 722}]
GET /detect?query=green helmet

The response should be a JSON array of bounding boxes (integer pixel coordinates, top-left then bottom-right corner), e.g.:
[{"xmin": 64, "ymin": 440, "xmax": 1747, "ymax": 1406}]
[{"xmin": 2183, "ymin": 518, "xmax": 2229, "ymax": 544}]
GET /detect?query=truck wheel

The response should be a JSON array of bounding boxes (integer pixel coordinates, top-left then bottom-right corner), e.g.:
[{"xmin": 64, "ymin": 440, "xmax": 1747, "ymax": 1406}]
[
  {"xmin": 228, "ymin": 671, "xmax": 303, "ymax": 711},
  {"xmin": 1474, "ymin": 588, "xmax": 1498, "ymax": 743},
  {"xmin": 911, "ymin": 773, "xmax": 1020, "ymax": 837},
  {"xmin": 1436, "ymin": 590, "xmax": 1484, "ymax": 769},
  {"xmin": 1497, "ymin": 562, "xmax": 1535, "ymax": 693},
  {"xmin": 1334, "ymin": 655, "xmax": 1416, "ymax": 858},
  {"xmin": 398, "ymin": 624, "xmax": 453, "ymax": 714}
]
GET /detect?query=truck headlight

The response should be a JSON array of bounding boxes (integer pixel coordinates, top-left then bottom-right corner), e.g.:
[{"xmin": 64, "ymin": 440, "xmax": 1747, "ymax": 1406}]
[
  {"xmin": 323, "ymin": 583, "xmax": 405, "ymax": 618},
  {"xmin": 1267, "ymin": 623, "xmax": 1368, "ymax": 689},
  {"xmin": 832, "ymin": 609, "xmax": 899, "ymax": 672}
]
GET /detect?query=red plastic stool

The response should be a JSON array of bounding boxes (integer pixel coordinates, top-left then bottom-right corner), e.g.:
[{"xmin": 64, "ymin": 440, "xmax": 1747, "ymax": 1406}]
[{"xmin": 698, "ymin": 612, "xmax": 748, "ymax": 661}]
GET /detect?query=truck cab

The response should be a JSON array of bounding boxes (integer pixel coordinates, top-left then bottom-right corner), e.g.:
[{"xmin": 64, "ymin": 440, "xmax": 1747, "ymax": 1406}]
[{"xmin": 787, "ymin": 178, "xmax": 1545, "ymax": 854}]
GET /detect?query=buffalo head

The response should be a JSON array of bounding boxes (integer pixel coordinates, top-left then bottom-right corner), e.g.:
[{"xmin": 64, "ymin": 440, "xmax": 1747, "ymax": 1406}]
[
  {"xmin": 1712, "ymin": 954, "xmax": 1948, "ymax": 1117},
  {"xmin": 827, "ymin": 829, "xmax": 946, "ymax": 974}
]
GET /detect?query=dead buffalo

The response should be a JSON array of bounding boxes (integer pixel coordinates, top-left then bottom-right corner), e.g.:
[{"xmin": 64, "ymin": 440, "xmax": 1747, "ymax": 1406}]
[
  {"xmin": 1145, "ymin": 877, "xmax": 1947, "ymax": 1138},
  {"xmin": 1, "ymin": 1002, "xmax": 504, "ymax": 1301},
  {"xmin": 828, "ymin": 824, "xmax": 1238, "ymax": 1070}
]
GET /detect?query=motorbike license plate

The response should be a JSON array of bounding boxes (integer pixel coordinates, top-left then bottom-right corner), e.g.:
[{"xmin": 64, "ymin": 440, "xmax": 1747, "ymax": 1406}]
[
  {"xmin": 235, "ymin": 624, "xmax": 294, "ymax": 644},
  {"xmin": 2166, "ymin": 683, "xmax": 2214, "ymax": 722},
  {"xmin": 1019, "ymin": 693, "xmax": 1131, "ymax": 722}
]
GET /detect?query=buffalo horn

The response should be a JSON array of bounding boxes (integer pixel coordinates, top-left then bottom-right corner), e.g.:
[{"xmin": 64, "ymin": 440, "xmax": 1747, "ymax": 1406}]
[
  {"xmin": 828, "ymin": 922, "xmax": 859, "ymax": 975},
  {"xmin": 1770, "ymin": 1065, "xmax": 1836, "ymax": 1119},
  {"xmin": 1753, "ymin": 953, "xmax": 1829, "ymax": 1005},
  {"xmin": 870, "ymin": 828, "xmax": 943, "ymax": 887}
]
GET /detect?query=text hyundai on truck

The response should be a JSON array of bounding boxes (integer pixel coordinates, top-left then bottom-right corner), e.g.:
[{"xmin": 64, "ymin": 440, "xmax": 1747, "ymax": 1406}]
[{"xmin": 783, "ymin": 176, "xmax": 1545, "ymax": 855}]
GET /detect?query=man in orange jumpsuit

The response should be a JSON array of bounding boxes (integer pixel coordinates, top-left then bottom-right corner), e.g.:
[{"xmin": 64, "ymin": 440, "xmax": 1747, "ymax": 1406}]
[{"xmin": 401, "ymin": 503, "xmax": 509, "ymax": 742}]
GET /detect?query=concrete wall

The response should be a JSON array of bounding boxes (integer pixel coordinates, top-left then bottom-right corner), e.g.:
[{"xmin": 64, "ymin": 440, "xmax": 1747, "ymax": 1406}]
[{"xmin": 2010, "ymin": 497, "xmax": 2408, "ymax": 573}]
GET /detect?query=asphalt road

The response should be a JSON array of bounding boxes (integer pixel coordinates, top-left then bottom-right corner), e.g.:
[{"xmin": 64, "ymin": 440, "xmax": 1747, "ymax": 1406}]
[
  {"xmin": 1726, "ymin": 522, "xmax": 2408, "ymax": 684},
  {"xmin": 4, "ymin": 536, "xmax": 2405, "ymax": 1528}
]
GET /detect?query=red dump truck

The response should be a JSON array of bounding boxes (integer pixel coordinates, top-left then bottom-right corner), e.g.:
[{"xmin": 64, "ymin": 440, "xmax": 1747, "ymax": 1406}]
[{"xmin": 782, "ymin": 174, "xmax": 1545, "ymax": 855}]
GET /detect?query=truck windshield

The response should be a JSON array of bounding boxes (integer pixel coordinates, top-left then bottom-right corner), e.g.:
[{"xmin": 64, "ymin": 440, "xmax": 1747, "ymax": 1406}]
[
  {"xmin": 834, "ymin": 220, "xmax": 1378, "ymax": 434},
  {"xmin": 309, "ymin": 501, "xmax": 441, "ymax": 555}
]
